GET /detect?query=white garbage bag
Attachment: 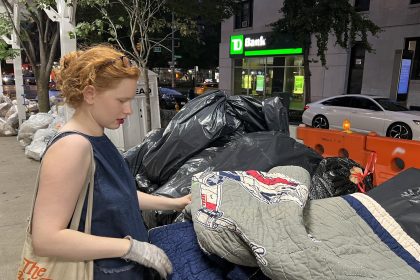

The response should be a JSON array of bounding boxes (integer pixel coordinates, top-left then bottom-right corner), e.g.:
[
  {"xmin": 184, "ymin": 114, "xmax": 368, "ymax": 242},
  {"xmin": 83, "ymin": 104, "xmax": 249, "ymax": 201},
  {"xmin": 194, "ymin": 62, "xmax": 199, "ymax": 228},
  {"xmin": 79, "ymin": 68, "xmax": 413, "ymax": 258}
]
[
  {"xmin": 27, "ymin": 101, "xmax": 39, "ymax": 113},
  {"xmin": 25, "ymin": 128, "xmax": 57, "ymax": 161},
  {"xmin": 17, "ymin": 113, "xmax": 54, "ymax": 147},
  {"xmin": 0, "ymin": 117, "xmax": 17, "ymax": 136},
  {"xmin": 5, "ymin": 105, "xmax": 18, "ymax": 129},
  {"xmin": 0, "ymin": 95, "xmax": 11, "ymax": 104},
  {"xmin": 0, "ymin": 102, "xmax": 12, "ymax": 117}
]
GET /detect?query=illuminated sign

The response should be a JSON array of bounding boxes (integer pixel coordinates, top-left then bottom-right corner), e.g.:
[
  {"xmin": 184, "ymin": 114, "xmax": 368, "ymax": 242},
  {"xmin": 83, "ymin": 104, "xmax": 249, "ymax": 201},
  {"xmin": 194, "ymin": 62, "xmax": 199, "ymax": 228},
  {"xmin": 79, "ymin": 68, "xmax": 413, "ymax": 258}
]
[
  {"xmin": 256, "ymin": 75, "xmax": 265, "ymax": 91},
  {"xmin": 293, "ymin": 76, "xmax": 304, "ymax": 94},
  {"xmin": 230, "ymin": 32, "xmax": 302, "ymax": 58},
  {"xmin": 245, "ymin": 36, "xmax": 266, "ymax": 47},
  {"xmin": 230, "ymin": 34, "xmax": 244, "ymax": 55},
  {"xmin": 397, "ymin": 59, "xmax": 411, "ymax": 95},
  {"xmin": 242, "ymin": 74, "xmax": 252, "ymax": 89}
]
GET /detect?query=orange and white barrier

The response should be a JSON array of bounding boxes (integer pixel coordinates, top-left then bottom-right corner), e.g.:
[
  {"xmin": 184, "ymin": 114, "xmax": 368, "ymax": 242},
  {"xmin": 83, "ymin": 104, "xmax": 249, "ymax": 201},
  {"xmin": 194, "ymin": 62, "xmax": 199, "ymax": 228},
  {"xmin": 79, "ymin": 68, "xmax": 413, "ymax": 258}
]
[{"xmin": 296, "ymin": 126, "xmax": 420, "ymax": 185}]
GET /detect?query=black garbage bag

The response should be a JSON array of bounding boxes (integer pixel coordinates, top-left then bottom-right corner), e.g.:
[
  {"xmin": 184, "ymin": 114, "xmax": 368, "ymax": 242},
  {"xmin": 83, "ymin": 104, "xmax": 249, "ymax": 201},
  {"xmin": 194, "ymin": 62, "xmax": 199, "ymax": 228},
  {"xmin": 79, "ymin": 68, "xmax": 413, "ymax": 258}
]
[
  {"xmin": 210, "ymin": 131, "xmax": 321, "ymax": 174},
  {"xmin": 153, "ymin": 146, "xmax": 224, "ymax": 197},
  {"xmin": 123, "ymin": 129, "xmax": 164, "ymax": 177},
  {"xmin": 142, "ymin": 91, "xmax": 240, "ymax": 185},
  {"xmin": 143, "ymin": 131, "xmax": 322, "ymax": 227},
  {"xmin": 154, "ymin": 131, "xmax": 323, "ymax": 198},
  {"xmin": 310, "ymin": 157, "xmax": 374, "ymax": 199},
  {"xmin": 142, "ymin": 91, "xmax": 291, "ymax": 185},
  {"xmin": 226, "ymin": 95, "xmax": 267, "ymax": 133}
]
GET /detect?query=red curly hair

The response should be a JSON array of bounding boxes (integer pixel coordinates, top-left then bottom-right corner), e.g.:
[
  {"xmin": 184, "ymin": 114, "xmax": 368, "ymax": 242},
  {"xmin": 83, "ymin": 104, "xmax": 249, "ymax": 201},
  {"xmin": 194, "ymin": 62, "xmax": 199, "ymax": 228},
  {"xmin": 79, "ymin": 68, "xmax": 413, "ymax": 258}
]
[{"xmin": 56, "ymin": 45, "xmax": 140, "ymax": 108}]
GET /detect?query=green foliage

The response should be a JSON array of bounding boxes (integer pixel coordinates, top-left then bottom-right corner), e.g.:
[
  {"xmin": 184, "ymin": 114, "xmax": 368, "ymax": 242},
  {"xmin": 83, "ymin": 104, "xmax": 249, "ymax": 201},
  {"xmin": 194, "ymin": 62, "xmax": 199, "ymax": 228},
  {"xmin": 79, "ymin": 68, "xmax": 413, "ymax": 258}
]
[
  {"xmin": 167, "ymin": 0, "xmax": 239, "ymax": 22},
  {"xmin": 75, "ymin": 0, "xmax": 236, "ymax": 70},
  {"xmin": 0, "ymin": 40, "xmax": 19, "ymax": 60},
  {"xmin": 272, "ymin": 0, "xmax": 381, "ymax": 66},
  {"xmin": 0, "ymin": 12, "xmax": 13, "ymax": 37}
]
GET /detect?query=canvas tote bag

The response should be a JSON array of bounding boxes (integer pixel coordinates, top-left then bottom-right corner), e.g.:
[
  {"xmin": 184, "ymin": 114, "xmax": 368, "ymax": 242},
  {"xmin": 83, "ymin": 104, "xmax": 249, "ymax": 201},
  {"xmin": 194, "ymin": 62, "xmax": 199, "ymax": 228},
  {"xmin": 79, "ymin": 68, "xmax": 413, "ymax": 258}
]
[{"xmin": 17, "ymin": 146, "xmax": 95, "ymax": 280}]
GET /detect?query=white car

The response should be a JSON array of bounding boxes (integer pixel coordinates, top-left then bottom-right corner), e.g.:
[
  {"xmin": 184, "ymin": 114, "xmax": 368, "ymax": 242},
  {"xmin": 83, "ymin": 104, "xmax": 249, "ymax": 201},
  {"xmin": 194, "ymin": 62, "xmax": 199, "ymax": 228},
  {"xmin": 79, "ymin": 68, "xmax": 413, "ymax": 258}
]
[{"xmin": 302, "ymin": 95, "xmax": 420, "ymax": 140}]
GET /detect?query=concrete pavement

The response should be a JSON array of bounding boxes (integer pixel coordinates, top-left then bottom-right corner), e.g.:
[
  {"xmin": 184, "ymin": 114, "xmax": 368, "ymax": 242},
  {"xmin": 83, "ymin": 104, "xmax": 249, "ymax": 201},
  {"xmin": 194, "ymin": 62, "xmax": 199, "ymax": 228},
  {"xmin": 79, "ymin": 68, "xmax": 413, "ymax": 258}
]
[{"xmin": 0, "ymin": 136, "xmax": 39, "ymax": 280}]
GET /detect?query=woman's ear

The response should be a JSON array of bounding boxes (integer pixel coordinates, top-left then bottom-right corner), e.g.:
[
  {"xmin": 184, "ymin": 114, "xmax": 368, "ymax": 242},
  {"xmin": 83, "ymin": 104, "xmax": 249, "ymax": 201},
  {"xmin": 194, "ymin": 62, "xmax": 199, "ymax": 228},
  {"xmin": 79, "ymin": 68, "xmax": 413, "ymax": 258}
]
[{"xmin": 82, "ymin": 85, "xmax": 96, "ymax": 105}]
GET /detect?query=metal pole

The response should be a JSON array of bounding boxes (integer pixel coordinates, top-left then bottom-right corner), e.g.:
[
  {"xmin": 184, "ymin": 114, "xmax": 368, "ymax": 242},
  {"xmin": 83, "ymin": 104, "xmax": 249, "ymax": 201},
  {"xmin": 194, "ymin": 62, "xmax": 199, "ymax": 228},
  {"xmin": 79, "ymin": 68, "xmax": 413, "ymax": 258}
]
[
  {"xmin": 57, "ymin": 0, "xmax": 76, "ymax": 55},
  {"xmin": 171, "ymin": 11, "xmax": 175, "ymax": 88},
  {"xmin": 0, "ymin": 63, "xmax": 3, "ymax": 95},
  {"xmin": 44, "ymin": 0, "xmax": 77, "ymax": 122},
  {"xmin": 12, "ymin": 1, "xmax": 26, "ymax": 126}
]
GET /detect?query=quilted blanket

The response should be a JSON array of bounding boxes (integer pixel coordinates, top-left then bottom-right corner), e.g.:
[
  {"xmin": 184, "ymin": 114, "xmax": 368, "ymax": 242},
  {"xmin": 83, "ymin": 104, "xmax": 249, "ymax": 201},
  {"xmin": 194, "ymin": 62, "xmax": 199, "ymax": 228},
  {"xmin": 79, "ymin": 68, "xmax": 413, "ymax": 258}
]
[{"xmin": 187, "ymin": 166, "xmax": 420, "ymax": 279}]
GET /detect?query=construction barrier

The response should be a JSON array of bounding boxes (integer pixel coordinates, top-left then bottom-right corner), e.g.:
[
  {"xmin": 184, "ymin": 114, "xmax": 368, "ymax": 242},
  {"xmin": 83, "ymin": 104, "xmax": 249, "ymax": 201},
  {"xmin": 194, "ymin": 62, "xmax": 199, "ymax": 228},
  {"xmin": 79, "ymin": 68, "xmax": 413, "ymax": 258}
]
[{"xmin": 296, "ymin": 125, "xmax": 420, "ymax": 185}]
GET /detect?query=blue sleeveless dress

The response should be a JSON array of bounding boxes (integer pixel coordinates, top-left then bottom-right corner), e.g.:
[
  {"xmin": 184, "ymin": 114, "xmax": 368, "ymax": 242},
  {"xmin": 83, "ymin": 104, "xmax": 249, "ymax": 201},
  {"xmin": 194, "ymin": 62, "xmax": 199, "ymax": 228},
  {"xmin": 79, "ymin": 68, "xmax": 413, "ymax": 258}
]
[{"xmin": 48, "ymin": 131, "xmax": 149, "ymax": 279}]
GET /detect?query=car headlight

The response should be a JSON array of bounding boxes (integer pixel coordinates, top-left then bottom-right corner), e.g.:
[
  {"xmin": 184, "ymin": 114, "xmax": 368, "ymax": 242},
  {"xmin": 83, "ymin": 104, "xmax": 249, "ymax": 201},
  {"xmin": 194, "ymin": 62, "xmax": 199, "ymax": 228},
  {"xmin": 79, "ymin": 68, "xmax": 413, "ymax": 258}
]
[{"xmin": 413, "ymin": 120, "xmax": 420, "ymax": 125}]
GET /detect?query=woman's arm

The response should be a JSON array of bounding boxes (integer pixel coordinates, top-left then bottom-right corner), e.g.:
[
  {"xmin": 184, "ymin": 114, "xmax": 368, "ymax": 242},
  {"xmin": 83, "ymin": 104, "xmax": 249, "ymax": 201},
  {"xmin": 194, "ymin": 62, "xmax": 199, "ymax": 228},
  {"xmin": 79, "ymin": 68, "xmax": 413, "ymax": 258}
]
[
  {"xmin": 31, "ymin": 134, "xmax": 130, "ymax": 260},
  {"xmin": 137, "ymin": 192, "xmax": 191, "ymax": 211}
]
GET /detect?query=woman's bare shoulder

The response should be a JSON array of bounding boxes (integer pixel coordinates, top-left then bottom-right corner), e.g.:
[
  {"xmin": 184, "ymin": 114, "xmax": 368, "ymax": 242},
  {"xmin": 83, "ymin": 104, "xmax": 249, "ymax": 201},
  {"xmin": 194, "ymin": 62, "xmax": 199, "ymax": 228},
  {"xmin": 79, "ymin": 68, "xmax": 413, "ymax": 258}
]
[{"xmin": 42, "ymin": 133, "xmax": 92, "ymax": 165}]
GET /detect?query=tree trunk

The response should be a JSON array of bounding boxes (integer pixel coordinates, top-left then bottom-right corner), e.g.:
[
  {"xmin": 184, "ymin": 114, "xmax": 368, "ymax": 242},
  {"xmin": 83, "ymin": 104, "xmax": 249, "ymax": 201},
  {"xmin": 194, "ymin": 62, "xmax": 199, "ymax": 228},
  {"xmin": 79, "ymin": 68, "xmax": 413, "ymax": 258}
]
[
  {"xmin": 303, "ymin": 39, "xmax": 312, "ymax": 105},
  {"xmin": 36, "ymin": 71, "xmax": 50, "ymax": 112},
  {"xmin": 142, "ymin": 66, "xmax": 152, "ymax": 132}
]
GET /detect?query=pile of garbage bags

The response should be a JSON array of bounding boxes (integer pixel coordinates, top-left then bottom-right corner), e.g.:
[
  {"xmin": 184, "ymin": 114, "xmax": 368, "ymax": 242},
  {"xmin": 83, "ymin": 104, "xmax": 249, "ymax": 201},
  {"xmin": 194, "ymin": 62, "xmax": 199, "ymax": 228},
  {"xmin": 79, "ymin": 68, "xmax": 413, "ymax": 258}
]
[
  {"xmin": 125, "ymin": 91, "xmax": 375, "ymax": 227},
  {"xmin": 0, "ymin": 95, "xmax": 19, "ymax": 136},
  {"xmin": 17, "ymin": 105, "xmax": 66, "ymax": 161},
  {"xmin": 124, "ymin": 91, "xmax": 328, "ymax": 226}
]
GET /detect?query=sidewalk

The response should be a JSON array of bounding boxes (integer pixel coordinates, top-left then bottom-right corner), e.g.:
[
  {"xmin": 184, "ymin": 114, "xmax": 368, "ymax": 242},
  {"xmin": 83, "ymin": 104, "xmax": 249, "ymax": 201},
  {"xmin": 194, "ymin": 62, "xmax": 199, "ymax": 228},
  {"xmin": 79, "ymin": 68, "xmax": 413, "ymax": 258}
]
[{"xmin": 0, "ymin": 136, "xmax": 39, "ymax": 280}]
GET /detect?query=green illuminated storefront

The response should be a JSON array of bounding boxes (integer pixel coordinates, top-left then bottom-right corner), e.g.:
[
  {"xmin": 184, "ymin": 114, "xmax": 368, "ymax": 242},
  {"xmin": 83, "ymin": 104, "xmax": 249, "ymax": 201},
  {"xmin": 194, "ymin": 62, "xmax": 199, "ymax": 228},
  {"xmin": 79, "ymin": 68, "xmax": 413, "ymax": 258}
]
[{"xmin": 230, "ymin": 32, "xmax": 305, "ymax": 110}]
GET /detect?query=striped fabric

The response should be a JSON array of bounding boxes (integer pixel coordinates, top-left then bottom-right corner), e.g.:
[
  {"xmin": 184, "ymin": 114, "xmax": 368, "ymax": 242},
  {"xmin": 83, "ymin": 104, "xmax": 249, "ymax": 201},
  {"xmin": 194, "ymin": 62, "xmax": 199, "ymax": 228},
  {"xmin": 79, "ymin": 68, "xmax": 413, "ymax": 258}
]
[{"xmin": 344, "ymin": 193, "xmax": 420, "ymax": 272}]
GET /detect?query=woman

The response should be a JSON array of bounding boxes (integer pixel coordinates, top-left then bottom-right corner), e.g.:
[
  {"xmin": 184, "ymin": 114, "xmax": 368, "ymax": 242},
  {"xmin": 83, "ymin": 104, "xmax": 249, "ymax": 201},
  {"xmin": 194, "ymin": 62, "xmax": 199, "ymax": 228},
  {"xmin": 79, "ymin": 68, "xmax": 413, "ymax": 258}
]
[{"xmin": 31, "ymin": 45, "xmax": 191, "ymax": 279}]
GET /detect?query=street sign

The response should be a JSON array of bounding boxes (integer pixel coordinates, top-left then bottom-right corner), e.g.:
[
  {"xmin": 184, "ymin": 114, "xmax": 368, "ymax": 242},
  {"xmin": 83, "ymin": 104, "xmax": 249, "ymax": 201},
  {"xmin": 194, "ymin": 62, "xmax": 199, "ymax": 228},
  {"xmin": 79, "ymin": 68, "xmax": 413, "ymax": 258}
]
[
  {"xmin": 6, "ymin": 59, "xmax": 13, "ymax": 64},
  {"xmin": 153, "ymin": 46, "xmax": 161, "ymax": 53},
  {"xmin": 174, "ymin": 55, "xmax": 182, "ymax": 59},
  {"xmin": 168, "ymin": 61, "xmax": 177, "ymax": 66}
]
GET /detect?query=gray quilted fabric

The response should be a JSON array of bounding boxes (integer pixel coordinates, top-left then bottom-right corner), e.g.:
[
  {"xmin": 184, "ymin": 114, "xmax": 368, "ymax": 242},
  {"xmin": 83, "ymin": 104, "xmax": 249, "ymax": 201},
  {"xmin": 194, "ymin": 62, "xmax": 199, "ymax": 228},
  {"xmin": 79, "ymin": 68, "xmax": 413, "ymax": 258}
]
[{"xmin": 187, "ymin": 167, "xmax": 419, "ymax": 280}]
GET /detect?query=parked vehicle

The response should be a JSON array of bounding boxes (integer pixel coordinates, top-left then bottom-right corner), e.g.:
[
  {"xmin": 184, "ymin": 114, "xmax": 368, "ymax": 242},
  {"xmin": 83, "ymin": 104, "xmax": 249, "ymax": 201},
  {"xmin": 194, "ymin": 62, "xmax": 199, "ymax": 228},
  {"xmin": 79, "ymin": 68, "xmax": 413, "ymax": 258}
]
[
  {"xmin": 1, "ymin": 73, "xmax": 36, "ymax": 85},
  {"xmin": 159, "ymin": 87, "xmax": 187, "ymax": 110},
  {"xmin": 23, "ymin": 73, "xmax": 36, "ymax": 85},
  {"xmin": 195, "ymin": 82, "xmax": 218, "ymax": 95},
  {"xmin": 2, "ymin": 74, "xmax": 15, "ymax": 85},
  {"xmin": 302, "ymin": 94, "xmax": 420, "ymax": 140}
]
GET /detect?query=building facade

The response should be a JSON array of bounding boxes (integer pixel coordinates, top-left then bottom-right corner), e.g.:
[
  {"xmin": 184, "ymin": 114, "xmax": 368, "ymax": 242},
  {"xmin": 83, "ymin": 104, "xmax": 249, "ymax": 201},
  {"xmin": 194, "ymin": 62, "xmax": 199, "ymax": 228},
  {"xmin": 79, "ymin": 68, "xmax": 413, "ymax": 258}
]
[{"xmin": 219, "ymin": 0, "xmax": 420, "ymax": 110}]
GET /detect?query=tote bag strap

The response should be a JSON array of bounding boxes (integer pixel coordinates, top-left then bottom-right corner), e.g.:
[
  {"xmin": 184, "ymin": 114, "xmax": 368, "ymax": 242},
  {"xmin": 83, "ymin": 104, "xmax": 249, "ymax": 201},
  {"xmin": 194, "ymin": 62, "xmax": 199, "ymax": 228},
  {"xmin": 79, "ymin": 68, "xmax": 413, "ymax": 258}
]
[
  {"xmin": 69, "ymin": 147, "xmax": 95, "ymax": 233},
  {"xmin": 27, "ymin": 134, "xmax": 95, "ymax": 235}
]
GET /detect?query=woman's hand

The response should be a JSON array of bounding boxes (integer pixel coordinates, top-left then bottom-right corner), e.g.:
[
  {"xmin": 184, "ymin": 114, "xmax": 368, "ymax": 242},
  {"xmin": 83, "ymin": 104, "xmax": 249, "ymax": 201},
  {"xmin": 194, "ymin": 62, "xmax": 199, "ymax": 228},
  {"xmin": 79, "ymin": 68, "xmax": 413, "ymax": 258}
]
[{"xmin": 173, "ymin": 194, "xmax": 192, "ymax": 211}]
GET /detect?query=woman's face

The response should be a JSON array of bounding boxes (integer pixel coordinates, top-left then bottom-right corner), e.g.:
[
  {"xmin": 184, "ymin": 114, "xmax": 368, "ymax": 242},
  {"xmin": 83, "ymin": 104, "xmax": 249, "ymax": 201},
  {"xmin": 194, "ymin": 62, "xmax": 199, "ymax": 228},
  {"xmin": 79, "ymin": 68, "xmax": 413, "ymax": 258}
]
[{"xmin": 90, "ymin": 78, "xmax": 138, "ymax": 130}]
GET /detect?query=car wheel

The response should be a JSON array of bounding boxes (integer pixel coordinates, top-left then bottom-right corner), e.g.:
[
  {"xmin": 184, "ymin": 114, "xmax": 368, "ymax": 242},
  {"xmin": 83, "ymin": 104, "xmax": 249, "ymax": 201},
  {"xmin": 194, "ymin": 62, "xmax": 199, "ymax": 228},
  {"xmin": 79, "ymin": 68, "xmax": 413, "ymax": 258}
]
[
  {"xmin": 312, "ymin": 115, "xmax": 329, "ymax": 129},
  {"xmin": 386, "ymin": 123, "xmax": 412, "ymax": 140}
]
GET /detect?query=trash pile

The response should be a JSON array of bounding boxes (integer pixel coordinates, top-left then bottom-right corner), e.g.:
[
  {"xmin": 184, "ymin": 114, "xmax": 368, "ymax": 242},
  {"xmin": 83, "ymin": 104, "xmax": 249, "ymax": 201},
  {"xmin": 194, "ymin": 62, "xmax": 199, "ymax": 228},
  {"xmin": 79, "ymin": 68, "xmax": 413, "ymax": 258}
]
[
  {"xmin": 126, "ymin": 91, "xmax": 368, "ymax": 227},
  {"xmin": 0, "ymin": 94, "xmax": 41, "ymax": 136},
  {"xmin": 17, "ymin": 105, "xmax": 66, "ymax": 161},
  {"xmin": 0, "ymin": 95, "xmax": 19, "ymax": 136}
]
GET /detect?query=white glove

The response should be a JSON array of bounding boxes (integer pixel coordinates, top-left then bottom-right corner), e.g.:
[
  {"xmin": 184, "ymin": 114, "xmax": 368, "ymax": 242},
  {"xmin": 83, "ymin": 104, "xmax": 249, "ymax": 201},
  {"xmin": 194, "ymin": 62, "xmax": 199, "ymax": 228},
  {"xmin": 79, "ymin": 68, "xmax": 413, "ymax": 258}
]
[{"xmin": 122, "ymin": 236, "xmax": 172, "ymax": 278}]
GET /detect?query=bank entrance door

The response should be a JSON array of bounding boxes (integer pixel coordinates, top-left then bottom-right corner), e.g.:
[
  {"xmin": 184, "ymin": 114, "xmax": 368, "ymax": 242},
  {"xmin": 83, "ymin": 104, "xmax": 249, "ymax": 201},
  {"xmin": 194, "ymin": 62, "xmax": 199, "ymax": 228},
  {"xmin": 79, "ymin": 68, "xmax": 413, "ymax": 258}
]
[{"xmin": 233, "ymin": 56, "xmax": 304, "ymax": 110}]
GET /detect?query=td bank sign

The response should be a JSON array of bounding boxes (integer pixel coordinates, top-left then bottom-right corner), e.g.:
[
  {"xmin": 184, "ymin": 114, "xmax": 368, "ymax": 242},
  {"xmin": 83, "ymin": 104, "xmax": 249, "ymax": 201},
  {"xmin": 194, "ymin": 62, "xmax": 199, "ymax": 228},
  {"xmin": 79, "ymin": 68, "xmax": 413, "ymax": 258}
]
[{"xmin": 230, "ymin": 32, "xmax": 302, "ymax": 58}]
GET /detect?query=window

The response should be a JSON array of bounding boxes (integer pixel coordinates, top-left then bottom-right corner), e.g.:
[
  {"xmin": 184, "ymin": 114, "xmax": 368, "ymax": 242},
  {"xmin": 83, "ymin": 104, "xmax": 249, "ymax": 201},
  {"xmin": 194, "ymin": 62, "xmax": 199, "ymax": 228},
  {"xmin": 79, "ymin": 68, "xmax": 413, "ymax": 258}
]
[
  {"xmin": 411, "ymin": 0, "xmax": 420, "ymax": 4},
  {"xmin": 374, "ymin": 98, "xmax": 408, "ymax": 111},
  {"xmin": 234, "ymin": 0, "xmax": 253, "ymax": 29},
  {"xmin": 354, "ymin": 0, "xmax": 370, "ymax": 12},
  {"xmin": 233, "ymin": 56, "xmax": 305, "ymax": 111},
  {"xmin": 404, "ymin": 37, "xmax": 420, "ymax": 80},
  {"xmin": 350, "ymin": 97, "xmax": 381, "ymax": 111},
  {"xmin": 321, "ymin": 97, "xmax": 353, "ymax": 107}
]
